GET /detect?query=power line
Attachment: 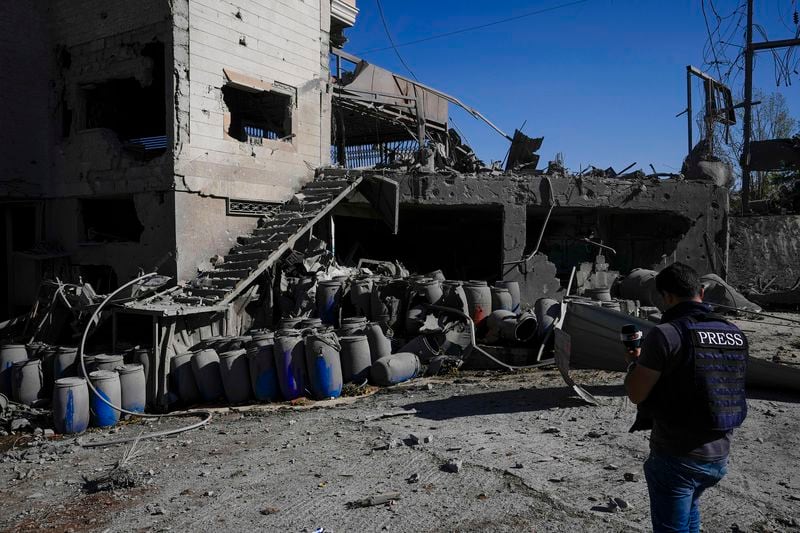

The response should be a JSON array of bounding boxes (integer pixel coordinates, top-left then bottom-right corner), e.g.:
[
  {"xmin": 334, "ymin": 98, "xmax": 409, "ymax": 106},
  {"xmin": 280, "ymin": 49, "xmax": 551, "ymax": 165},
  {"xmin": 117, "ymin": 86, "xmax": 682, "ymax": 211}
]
[
  {"xmin": 373, "ymin": 0, "xmax": 473, "ymax": 147},
  {"xmin": 701, "ymin": 0, "xmax": 725, "ymax": 79},
  {"xmin": 374, "ymin": 0, "xmax": 419, "ymax": 81},
  {"xmin": 357, "ymin": 0, "xmax": 591, "ymax": 55}
]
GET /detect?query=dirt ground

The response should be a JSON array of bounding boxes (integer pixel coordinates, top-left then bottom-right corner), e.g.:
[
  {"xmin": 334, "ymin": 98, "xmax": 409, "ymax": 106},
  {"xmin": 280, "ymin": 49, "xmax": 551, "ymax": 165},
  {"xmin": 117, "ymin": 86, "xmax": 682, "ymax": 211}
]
[{"xmin": 1, "ymin": 312, "xmax": 799, "ymax": 532}]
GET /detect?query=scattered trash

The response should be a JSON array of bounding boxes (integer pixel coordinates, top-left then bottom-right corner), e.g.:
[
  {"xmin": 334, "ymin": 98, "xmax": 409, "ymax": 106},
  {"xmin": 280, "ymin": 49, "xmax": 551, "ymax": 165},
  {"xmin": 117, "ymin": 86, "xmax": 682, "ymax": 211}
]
[{"xmin": 346, "ymin": 492, "xmax": 402, "ymax": 508}]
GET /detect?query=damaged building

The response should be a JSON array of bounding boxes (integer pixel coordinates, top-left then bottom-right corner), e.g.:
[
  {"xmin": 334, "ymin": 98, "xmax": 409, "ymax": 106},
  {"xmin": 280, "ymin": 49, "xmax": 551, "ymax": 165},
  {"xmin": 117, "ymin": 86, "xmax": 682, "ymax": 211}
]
[
  {"xmin": 0, "ymin": 0, "xmax": 760, "ymax": 417},
  {"xmin": 0, "ymin": 0, "xmax": 728, "ymax": 320},
  {"xmin": 1, "ymin": 0, "xmax": 358, "ymax": 318}
]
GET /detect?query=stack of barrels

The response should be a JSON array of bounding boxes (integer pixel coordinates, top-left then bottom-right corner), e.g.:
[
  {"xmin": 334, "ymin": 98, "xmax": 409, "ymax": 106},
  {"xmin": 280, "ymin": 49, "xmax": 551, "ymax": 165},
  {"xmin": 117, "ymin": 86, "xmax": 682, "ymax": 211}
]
[
  {"xmin": 0, "ymin": 343, "xmax": 147, "ymax": 435},
  {"xmin": 168, "ymin": 272, "xmax": 538, "ymax": 408}
]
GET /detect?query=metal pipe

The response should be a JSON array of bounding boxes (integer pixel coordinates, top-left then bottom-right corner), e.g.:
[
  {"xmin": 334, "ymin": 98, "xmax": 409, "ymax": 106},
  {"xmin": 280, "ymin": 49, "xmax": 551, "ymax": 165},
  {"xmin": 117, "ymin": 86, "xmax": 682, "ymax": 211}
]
[
  {"xmin": 580, "ymin": 238, "xmax": 617, "ymax": 255},
  {"xmin": 503, "ymin": 177, "xmax": 556, "ymax": 270},
  {"xmin": 424, "ymin": 304, "xmax": 553, "ymax": 371}
]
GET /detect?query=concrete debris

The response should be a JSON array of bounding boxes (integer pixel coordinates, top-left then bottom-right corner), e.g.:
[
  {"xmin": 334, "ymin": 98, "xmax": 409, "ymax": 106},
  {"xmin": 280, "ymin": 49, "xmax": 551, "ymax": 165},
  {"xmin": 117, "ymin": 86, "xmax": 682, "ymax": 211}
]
[
  {"xmin": 10, "ymin": 419, "xmax": 31, "ymax": 432},
  {"xmin": 405, "ymin": 433, "xmax": 433, "ymax": 446},
  {"xmin": 441, "ymin": 458, "xmax": 463, "ymax": 473},
  {"xmin": 346, "ymin": 492, "xmax": 401, "ymax": 509}
]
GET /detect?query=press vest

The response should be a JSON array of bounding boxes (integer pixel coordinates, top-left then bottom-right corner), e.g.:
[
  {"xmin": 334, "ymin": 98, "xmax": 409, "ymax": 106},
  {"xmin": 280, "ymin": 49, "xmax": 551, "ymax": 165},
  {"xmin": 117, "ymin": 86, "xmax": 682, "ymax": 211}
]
[{"xmin": 643, "ymin": 310, "xmax": 748, "ymax": 432}]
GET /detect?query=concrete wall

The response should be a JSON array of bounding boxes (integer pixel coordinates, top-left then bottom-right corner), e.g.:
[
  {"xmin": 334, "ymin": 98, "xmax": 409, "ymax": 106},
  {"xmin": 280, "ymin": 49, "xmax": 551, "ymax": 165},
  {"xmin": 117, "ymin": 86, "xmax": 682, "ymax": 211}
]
[
  {"xmin": 174, "ymin": 0, "xmax": 330, "ymax": 199},
  {"xmin": 46, "ymin": 0, "xmax": 174, "ymax": 197},
  {"xmin": 0, "ymin": 1, "xmax": 52, "ymax": 197},
  {"xmin": 173, "ymin": 192, "xmax": 258, "ymax": 281},
  {"xmin": 392, "ymin": 173, "xmax": 729, "ymax": 305},
  {"xmin": 171, "ymin": 0, "xmax": 331, "ymax": 279},
  {"xmin": 729, "ymin": 215, "xmax": 800, "ymax": 290},
  {"xmin": 45, "ymin": 192, "xmax": 177, "ymax": 285}
]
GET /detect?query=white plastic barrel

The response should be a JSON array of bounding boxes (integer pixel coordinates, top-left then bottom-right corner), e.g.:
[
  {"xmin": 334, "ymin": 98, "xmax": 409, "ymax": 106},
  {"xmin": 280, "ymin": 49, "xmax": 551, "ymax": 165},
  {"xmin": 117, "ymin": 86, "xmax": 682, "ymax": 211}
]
[
  {"xmin": 117, "ymin": 363, "xmax": 146, "ymax": 413},
  {"xmin": 219, "ymin": 349, "xmax": 252, "ymax": 404},
  {"xmin": 191, "ymin": 349, "xmax": 225, "ymax": 403},
  {"xmin": 171, "ymin": 352, "xmax": 201, "ymax": 405},
  {"xmin": 53, "ymin": 377, "xmax": 90, "ymax": 434},
  {"xmin": 12, "ymin": 359, "xmax": 43, "ymax": 406},
  {"xmin": 88, "ymin": 370, "xmax": 121, "ymax": 427}
]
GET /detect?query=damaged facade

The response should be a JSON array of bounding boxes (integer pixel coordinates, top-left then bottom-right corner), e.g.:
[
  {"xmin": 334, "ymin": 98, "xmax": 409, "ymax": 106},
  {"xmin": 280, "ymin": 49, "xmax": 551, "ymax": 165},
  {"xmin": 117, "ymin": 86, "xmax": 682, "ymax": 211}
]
[
  {"xmin": 1, "ymin": 0, "xmax": 358, "ymax": 318},
  {"xmin": 0, "ymin": 0, "xmax": 739, "ymax": 381},
  {"xmin": 0, "ymin": 0, "xmax": 731, "ymax": 322}
]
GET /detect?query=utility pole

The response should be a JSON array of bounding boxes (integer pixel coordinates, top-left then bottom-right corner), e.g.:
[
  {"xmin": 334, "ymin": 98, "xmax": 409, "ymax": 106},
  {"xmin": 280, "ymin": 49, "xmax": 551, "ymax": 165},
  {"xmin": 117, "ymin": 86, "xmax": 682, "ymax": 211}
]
[
  {"xmin": 741, "ymin": 0, "xmax": 800, "ymax": 214},
  {"xmin": 742, "ymin": 0, "xmax": 753, "ymax": 214}
]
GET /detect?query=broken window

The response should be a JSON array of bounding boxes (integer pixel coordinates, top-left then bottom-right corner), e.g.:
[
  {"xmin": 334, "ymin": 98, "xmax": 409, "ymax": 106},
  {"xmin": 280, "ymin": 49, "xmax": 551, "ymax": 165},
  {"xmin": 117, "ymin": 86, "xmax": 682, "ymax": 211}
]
[
  {"xmin": 79, "ymin": 198, "xmax": 144, "ymax": 243},
  {"xmin": 80, "ymin": 42, "xmax": 166, "ymax": 150},
  {"xmin": 222, "ymin": 85, "xmax": 293, "ymax": 143}
]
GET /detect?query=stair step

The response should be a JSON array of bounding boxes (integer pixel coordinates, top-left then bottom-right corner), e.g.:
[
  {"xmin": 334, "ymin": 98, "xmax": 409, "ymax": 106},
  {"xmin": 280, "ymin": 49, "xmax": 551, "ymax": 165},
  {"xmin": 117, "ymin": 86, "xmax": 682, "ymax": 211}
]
[
  {"xmin": 207, "ymin": 269, "xmax": 251, "ymax": 279},
  {"xmin": 253, "ymin": 224, "xmax": 303, "ymax": 236},
  {"xmin": 271, "ymin": 211, "xmax": 314, "ymax": 221},
  {"xmin": 217, "ymin": 258, "xmax": 260, "ymax": 270},
  {"xmin": 257, "ymin": 220, "xmax": 304, "ymax": 232},
  {"xmin": 302, "ymin": 179, "xmax": 351, "ymax": 190},
  {"xmin": 298, "ymin": 192, "xmax": 335, "ymax": 200},
  {"xmin": 208, "ymin": 278, "xmax": 240, "ymax": 289},
  {"xmin": 186, "ymin": 288, "xmax": 228, "ymax": 299},
  {"xmin": 231, "ymin": 240, "xmax": 283, "ymax": 253},
  {"xmin": 224, "ymin": 249, "xmax": 279, "ymax": 263}
]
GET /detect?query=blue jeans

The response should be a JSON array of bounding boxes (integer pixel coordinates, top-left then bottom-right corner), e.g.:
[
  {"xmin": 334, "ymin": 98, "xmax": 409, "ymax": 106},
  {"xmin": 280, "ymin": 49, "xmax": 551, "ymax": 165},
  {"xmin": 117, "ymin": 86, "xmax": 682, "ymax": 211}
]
[{"xmin": 643, "ymin": 451, "xmax": 728, "ymax": 533}]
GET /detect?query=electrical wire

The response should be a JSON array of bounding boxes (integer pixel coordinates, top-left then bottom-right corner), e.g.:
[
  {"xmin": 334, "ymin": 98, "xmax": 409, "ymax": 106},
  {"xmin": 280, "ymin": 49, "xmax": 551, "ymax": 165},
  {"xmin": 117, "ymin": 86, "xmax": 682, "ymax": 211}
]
[
  {"xmin": 702, "ymin": 0, "xmax": 725, "ymax": 80},
  {"xmin": 374, "ymin": 0, "xmax": 477, "ymax": 155},
  {"xmin": 375, "ymin": 0, "xmax": 419, "ymax": 82},
  {"xmin": 357, "ymin": 0, "xmax": 591, "ymax": 55},
  {"xmin": 74, "ymin": 273, "xmax": 213, "ymax": 448}
]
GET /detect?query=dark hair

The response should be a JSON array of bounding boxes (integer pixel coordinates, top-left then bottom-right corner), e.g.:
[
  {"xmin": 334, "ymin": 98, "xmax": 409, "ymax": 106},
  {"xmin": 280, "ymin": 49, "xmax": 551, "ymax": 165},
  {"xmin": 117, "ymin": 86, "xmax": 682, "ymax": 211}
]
[{"xmin": 655, "ymin": 262, "xmax": 701, "ymax": 298}]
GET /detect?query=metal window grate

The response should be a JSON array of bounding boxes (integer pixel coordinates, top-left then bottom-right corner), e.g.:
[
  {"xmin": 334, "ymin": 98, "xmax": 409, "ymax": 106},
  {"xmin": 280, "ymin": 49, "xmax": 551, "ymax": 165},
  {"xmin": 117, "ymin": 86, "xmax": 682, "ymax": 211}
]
[
  {"xmin": 227, "ymin": 198, "xmax": 282, "ymax": 217},
  {"xmin": 125, "ymin": 135, "xmax": 168, "ymax": 151},
  {"xmin": 331, "ymin": 140, "xmax": 419, "ymax": 168},
  {"xmin": 243, "ymin": 125, "xmax": 280, "ymax": 141}
]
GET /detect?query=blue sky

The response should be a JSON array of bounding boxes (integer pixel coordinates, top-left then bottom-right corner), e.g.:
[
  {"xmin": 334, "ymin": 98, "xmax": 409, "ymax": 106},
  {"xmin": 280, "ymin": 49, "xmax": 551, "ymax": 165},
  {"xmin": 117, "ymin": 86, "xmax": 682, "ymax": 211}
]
[{"xmin": 343, "ymin": 0, "xmax": 800, "ymax": 173}]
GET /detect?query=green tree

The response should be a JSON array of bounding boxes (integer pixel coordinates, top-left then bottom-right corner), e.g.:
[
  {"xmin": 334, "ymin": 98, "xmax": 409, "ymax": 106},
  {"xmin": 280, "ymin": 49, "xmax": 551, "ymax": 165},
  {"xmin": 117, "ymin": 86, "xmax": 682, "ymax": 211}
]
[{"xmin": 714, "ymin": 91, "xmax": 798, "ymax": 198}]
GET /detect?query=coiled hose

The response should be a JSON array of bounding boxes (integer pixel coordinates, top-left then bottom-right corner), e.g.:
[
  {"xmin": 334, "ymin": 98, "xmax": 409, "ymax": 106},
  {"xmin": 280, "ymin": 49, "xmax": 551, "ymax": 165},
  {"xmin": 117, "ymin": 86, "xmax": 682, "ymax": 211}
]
[{"xmin": 76, "ymin": 273, "xmax": 213, "ymax": 448}]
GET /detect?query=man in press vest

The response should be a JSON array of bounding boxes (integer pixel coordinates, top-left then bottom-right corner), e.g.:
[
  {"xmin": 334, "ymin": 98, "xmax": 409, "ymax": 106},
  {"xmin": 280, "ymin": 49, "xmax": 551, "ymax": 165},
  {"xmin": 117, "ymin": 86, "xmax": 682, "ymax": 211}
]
[{"xmin": 624, "ymin": 262, "xmax": 748, "ymax": 533}]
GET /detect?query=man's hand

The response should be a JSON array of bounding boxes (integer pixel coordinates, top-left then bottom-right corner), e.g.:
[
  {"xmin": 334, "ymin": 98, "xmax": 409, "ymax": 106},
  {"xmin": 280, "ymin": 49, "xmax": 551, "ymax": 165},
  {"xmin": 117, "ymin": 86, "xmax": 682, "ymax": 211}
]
[{"xmin": 625, "ymin": 348, "xmax": 641, "ymax": 366}]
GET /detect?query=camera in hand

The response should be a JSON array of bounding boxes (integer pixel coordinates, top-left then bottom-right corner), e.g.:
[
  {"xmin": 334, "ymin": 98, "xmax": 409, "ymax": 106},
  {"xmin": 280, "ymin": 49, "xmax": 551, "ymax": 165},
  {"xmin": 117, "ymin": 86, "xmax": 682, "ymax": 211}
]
[{"xmin": 620, "ymin": 324, "xmax": 643, "ymax": 351}]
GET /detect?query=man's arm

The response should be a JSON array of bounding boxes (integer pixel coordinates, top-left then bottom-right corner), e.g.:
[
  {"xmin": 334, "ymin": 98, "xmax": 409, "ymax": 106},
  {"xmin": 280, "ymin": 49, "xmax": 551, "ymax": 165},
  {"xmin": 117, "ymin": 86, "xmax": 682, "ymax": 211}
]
[
  {"xmin": 624, "ymin": 364, "xmax": 661, "ymax": 404},
  {"xmin": 623, "ymin": 327, "xmax": 670, "ymax": 404}
]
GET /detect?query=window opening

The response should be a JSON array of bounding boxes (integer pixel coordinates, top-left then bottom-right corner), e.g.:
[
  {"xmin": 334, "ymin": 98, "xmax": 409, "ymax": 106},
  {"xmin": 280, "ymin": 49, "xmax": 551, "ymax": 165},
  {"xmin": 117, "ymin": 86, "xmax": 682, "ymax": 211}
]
[
  {"xmin": 222, "ymin": 85, "xmax": 293, "ymax": 143},
  {"xmin": 79, "ymin": 198, "xmax": 144, "ymax": 243}
]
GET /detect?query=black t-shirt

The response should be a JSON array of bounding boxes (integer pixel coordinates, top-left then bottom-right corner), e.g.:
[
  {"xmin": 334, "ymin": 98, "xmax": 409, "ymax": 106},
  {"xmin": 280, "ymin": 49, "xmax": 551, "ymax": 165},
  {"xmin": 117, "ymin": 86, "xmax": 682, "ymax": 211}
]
[{"xmin": 638, "ymin": 324, "xmax": 732, "ymax": 461}]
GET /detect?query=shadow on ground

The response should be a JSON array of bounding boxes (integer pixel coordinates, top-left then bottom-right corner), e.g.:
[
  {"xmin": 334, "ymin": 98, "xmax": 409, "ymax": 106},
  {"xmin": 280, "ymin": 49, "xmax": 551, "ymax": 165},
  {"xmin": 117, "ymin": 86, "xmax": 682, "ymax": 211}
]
[{"xmin": 406, "ymin": 384, "xmax": 625, "ymax": 421}]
